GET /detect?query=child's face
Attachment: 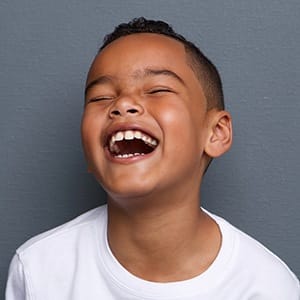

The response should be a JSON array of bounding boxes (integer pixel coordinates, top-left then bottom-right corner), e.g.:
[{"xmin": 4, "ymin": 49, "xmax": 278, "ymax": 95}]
[{"xmin": 82, "ymin": 33, "xmax": 214, "ymax": 200}]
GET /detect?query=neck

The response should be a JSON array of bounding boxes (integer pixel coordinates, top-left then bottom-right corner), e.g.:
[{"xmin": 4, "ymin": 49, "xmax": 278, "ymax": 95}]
[{"xmin": 106, "ymin": 189, "xmax": 221, "ymax": 282}]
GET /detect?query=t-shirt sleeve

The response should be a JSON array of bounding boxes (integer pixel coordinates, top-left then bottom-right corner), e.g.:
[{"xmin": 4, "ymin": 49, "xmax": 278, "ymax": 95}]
[
  {"xmin": 6, "ymin": 254, "xmax": 29, "ymax": 300},
  {"xmin": 282, "ymin": 273, "xmax": 300, "ymax": 300}
]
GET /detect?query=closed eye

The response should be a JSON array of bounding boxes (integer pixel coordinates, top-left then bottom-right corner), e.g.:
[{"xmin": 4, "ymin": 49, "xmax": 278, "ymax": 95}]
[
  {"xmin": 87, "ymin": 96, "xmax": 113, "ymax": 103},
  {"xmin": 148, "ymin": 88, "xmax": 173, "ymax": 95}
]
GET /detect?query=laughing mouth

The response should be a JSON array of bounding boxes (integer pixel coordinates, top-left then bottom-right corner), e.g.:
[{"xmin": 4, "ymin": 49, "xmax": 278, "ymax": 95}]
[{"xmin": 107, "ymin": 130, "xmax": 158, "ymax": 158}]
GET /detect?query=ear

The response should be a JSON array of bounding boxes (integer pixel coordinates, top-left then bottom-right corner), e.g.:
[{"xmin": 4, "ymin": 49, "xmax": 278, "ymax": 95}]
[{"xmin": 204, "ymin": 110, "xmax": 232, "ymax": 158}]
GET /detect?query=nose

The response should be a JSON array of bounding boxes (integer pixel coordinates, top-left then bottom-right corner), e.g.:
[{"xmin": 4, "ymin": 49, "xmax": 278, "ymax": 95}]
[{"xmin": 109, "ymin": 96, "xmax": 144, "ymax": 118}]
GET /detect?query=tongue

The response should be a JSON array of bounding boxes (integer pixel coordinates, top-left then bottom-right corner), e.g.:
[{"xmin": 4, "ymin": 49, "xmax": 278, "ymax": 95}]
[{"xmin": 115, "ymin": 139, "xmax": 154, "ymax": 155}]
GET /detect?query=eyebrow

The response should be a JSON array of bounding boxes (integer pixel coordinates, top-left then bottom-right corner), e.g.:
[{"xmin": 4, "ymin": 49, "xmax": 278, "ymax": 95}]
[
  {"xmin": 142, "ymin": 68, "xmax": 186, "ymax": 86},
  {"xmin": 84, "ymin": 75, "xmax": 114, "ymax": 96},
  {"xmin": 84, "ymin": 68, "xmax": 186, "ymax": 96}
]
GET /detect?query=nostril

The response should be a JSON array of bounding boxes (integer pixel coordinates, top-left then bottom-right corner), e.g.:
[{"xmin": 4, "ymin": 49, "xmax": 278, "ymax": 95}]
[
  {"xmin": 111, "ymin": 110, "xmax": 121, "ymax": 116},
  {"xmin": 127, "ymin": 108, "xmax": 138, "ymax": 114},
  {"xmin": 109, "ymin": 105, "xmax": 142, "ymax": 118}
]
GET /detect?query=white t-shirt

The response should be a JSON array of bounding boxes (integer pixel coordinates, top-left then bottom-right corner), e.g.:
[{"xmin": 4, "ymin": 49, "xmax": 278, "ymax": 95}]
[{"xmin": 6, "ymin": 205, "xmax": 300, "ymax": 299}]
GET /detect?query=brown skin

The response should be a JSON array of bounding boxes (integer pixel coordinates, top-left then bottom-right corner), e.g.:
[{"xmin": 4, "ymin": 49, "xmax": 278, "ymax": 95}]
[{"xmin": 81, "ymin": 33, "xmax": 232, "ymax": 282}]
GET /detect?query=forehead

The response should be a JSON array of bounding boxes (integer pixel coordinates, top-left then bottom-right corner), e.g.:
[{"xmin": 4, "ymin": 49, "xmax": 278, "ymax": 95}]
[{"xmin": 86, "ymin": 33, "xmax": 196, "ymax": 84}]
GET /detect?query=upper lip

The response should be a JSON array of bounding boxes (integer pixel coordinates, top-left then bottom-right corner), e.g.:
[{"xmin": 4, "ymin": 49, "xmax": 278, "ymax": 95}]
[{"xmin": 102, "ymin": 122, "xmax": 159, "ymax": 147}]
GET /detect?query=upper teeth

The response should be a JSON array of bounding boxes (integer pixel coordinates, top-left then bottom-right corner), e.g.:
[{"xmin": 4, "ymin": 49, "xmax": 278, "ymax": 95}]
[{"xmin": 109, "ymin": 130, "xmax": 158, "ymax": 150}]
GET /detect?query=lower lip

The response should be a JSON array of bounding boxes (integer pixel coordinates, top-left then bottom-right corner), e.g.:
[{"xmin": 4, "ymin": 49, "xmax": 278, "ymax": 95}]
[{"xmin": 104, "ymin": 147, "xmax": 156, "ymax": 164}]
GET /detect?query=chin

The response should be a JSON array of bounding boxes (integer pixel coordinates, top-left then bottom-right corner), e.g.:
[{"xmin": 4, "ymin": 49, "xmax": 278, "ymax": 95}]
[
  {"xmin": 108, "ymin": 185, "xmax": 153, "ymax": 200},
  {"xmin": 104, "ymin": 179, "xmax": 158, "ymax": 202}
]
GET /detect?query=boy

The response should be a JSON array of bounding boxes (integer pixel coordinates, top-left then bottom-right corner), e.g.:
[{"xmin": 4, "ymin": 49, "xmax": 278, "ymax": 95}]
[{"xmin": 6, "ymin": 17, "xmax": 300, "ymax": 299}]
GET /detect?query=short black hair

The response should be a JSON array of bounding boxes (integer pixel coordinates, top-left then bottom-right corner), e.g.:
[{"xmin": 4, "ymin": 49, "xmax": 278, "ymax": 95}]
[{"xmin": 99, "ymin": 17, "xmax": 224, "ymax": 110}]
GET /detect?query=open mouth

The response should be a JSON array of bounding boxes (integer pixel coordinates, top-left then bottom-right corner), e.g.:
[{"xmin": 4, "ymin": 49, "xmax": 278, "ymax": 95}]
[{"xmin": 107, "ymin": 129, "xmax": 158, "ymax": 158}]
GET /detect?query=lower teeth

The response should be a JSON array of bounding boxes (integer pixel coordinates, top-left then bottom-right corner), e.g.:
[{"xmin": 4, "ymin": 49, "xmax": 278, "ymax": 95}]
[{"xmin": 116, "ymin": 153, "xmax": 145, "ymax": 158}]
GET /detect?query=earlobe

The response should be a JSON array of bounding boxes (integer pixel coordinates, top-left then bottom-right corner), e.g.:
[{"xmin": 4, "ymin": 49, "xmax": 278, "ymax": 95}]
[{"xmin": 204, "ymin": 111, "xmax": 232, "ymax": 158}]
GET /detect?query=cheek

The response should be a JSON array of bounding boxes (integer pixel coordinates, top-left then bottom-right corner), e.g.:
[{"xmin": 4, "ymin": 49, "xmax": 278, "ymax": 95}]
[
  {"xmin": 156, "ymin": 101, "xmax": 197, "ymax": 137},
  {"xmin": 81, "ymin": 112, "xmax": 103, "ymax": 155},
  {"xmin": 153, "ymin": 101, "xmax": 206, "ymax": 155}
]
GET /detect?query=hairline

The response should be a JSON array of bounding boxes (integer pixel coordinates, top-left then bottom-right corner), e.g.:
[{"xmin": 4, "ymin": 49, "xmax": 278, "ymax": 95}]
[{"xmin": 99, "ymin": 32, "xmax": 220, "ymax": 111}]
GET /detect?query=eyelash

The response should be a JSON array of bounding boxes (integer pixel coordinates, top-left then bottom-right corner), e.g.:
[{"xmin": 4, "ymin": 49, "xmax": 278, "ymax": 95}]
[
  {"xmin": 148, "ymin": 88, "xmax": 172, "ymax": 94},
  {"xmin": 88, "ymin": 96, "xmax": 113, "ymax": 103}
]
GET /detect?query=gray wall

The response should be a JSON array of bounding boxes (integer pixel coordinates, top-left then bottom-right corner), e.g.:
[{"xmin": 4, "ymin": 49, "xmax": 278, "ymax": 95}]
[{"xmin": 1, "ymin": 0, "xmax": 299, "ymax": 294}]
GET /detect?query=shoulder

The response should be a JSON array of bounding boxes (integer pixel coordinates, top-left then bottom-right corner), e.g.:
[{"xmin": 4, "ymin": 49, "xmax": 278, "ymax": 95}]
[
  {"xmin": 17, "ymin": 205, "xmax": 107, "ymax": 260},
  {"xmin": 236, "ymin": 225, "xmax": 300, "ymax": 297},
  {"xmin": 209, "ymin": 211, "xmax": 300, "ymax": 298},
  {"xmin": 6, "ymin": 205, "xmax": 108, "ymax": 299}
]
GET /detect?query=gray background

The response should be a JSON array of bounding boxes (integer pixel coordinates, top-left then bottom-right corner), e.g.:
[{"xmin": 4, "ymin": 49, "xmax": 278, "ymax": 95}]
[{"xmin": 1, "ymin": 0, "xmax": 299, "ymax": 295}]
